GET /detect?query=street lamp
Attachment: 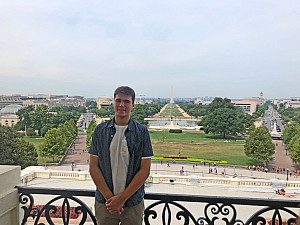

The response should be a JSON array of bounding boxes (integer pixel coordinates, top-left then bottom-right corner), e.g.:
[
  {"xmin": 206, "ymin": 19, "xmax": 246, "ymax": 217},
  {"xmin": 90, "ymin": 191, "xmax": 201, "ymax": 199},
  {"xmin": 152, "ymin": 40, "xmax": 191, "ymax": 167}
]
[
  {"xmin": 286, "ymin": 169, "xmax": 289, "ymax": 181},
  {"xmin": 208, "ymin": 162, "xmax": 211, "ymax": 173}
]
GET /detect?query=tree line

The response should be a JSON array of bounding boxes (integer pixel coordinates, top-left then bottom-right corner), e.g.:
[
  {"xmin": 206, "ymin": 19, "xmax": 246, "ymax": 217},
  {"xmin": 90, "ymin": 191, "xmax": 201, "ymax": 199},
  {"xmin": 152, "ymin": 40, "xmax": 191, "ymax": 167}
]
[
  {"xmin": 87, "ymin": 101, "xmax": 165, "ymax": 125},
  {"xmin": 278, "ymin": 107, "xmax": 300, "ymax": 124},
  {"xmin": 283, "ymin": 123, "xmax": 300, "ymax": 163},
  {"xmin": 0, "ymin": 105, "xmax": 84, "ymax": 168},
  {"xmin": 0, "ymin": 126, "xmax": 38, "ymax": 169},
  {"xmin": 39, "ymin": 120, "xmax": 78, "ymax": 161},
  {"xmin": 15, "ymin": 105, "xmax": 85, "ymax": 136}
]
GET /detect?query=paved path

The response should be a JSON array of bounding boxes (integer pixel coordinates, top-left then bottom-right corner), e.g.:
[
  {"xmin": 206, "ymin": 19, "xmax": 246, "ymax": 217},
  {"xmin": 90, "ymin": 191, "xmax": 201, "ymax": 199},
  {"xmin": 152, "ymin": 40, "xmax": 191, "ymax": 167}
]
[
  {"xmin": 60, "ymin": 133, "xmax": 89, "ymax": 169},
  {"xmin": 267, "ymin": 140, "xmax": 297, "ymax": 175}
]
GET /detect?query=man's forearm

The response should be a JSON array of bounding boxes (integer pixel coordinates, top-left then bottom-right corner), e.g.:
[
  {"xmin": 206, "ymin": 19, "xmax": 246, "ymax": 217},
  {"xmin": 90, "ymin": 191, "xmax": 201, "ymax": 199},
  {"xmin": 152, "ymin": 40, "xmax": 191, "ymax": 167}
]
[
  {"xmin": 119, "ymin": 167, "xmax": 150, "ymax": 203},
  {"xmin": 89, "ymin": 157, "xmax": 113, "ymax": 200},
  {"xmin": 104, "ymin": 158, "xmax": 151, "ymax": 213}
]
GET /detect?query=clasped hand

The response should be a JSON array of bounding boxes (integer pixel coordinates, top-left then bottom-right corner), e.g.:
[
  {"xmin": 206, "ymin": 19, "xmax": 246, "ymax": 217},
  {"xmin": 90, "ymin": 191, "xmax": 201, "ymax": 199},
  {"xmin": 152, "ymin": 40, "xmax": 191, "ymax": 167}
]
[{"xmin": 105, "ymin": 195, "xmax": 125, "ymax": 215}]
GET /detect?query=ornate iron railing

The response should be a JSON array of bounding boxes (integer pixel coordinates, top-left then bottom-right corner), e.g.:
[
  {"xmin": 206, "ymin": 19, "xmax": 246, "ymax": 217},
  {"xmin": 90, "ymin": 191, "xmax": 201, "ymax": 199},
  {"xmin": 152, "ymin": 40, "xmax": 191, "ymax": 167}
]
[{"xmin": 18, "ymin": 186, "xmax": 299, "ymax": 225}]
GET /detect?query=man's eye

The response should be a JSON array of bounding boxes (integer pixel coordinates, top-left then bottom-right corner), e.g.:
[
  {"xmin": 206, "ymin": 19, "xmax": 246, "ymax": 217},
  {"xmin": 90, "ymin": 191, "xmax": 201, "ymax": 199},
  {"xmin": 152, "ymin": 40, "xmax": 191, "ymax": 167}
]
[{"xmin": 124, "ymin": 100, "xmax": 130, "ymax": 104}]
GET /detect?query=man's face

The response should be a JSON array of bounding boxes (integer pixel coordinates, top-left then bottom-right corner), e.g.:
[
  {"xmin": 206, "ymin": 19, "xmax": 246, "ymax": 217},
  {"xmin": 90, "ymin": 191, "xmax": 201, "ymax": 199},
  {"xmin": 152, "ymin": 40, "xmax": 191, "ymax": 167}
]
[{"xmin": 114, "ymin": 93, "xmax": 135, "ymax": 119}]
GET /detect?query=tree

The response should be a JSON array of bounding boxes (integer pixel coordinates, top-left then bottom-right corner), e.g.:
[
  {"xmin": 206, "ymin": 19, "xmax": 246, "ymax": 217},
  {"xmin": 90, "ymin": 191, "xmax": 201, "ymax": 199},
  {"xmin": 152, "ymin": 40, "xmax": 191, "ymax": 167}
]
[
  {"xmin": 16, "ymin": 105, "xmax": 34, "ymax": 131},
  {"xmin": 238, "ymin": 112, "xmax": 255, "ymax": 133},
  {"xmin": 15, "ymin": 105, "xmax": 83, "ymax": 136},
  {"xmin": 39, "ymin": 119, "xmax": 78, "ymax": 161},
  {"xmin": 244, "ymin": 126, "xmax": 275, "ymax": 164},
  {"xmin": 202, "ymin": 108, "xmax": 243, "ymax": 137},
  {"xmin": 30, "ymin": 105, "xmax": 49, "ymax": 136},
  {"xmin": 206, "ymin": 97, "xmax": 235, "ymax": 113},
  {"xmin": 289, "ymin": 134, "xmax": 300, "ymax": 163},
  {"xmin": 39, "ymin": 128, "xmax": 66, "ymax": 161},
  {"xmin": 282, "ymin": 124, "xmax": 300, "ymax": 145},
  {"xmin": 26, "ymin": 127, "xmax": 36, "ymax": 136},
  {"xmin": 201, "ymin": 98, "xmax": 243, "ymax": 137},
  {"xmin": 252, "ymin": 103, "xmax": 269, "ymax": 118},
  {"xmin": 177, "ymin": 102, "xmax": 207, "ymax": 117},
  {"xmin": 0, "ymin": 126, "xmax": 38, "ymax": 169},
  {"xmin": 86, "ymin": 101, "xmax": 97, "ymax": 110},
  {"xmin": 86, "ymin": 120, "xmax": 97, "ymax": 150}
]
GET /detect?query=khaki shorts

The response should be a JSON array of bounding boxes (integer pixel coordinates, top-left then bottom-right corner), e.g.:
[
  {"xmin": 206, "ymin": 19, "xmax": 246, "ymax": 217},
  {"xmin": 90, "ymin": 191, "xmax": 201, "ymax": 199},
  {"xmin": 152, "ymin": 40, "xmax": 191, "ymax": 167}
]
[{"xmin": 95, "ymin": 200, "xmax": 144, "ymax": 225}]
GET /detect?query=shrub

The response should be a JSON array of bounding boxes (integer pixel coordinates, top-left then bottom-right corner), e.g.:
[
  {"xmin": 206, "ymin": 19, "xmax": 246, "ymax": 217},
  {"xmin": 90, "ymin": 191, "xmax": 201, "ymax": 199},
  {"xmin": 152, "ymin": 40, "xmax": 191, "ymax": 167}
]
[
  {"xmin": 26, "ymin": 128, "xmax": 36, "ymax": 136},
  {"xmin": 152, "ymin": 157, "xmax": 228, "ymax": 164},
  {"xmin": 169, "ymin": 129, "xmax": 182, "ymax": 133}
]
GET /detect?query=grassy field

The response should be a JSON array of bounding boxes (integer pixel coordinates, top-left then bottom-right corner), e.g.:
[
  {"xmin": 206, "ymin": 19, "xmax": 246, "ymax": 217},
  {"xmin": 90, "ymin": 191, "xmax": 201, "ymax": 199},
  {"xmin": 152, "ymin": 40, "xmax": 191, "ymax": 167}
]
[
  {"xmin": 23, "ymin": 136, "xmax": 61, "ymax": 164},
  {"xmin": 23, "ymin": 136, "xmax": 44, "ymax": 149},
  {"xmin": 150, "ymin": 131, "xmax": 252, "ymax": 166},
  {"xmin": 159, "ymin": 104, "xmax": 183, "ymax": 117},
  {"xmin": 22, "ymin": 132, "xmax": 252, "ymax": 166}
]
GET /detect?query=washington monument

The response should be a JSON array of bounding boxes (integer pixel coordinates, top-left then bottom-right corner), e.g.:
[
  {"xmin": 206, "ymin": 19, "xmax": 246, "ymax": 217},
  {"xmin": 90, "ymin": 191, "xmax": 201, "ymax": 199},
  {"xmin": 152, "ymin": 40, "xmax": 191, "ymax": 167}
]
[{"xmin": 170, "ymin": 86, "xmax": 174, "ymax": 104}]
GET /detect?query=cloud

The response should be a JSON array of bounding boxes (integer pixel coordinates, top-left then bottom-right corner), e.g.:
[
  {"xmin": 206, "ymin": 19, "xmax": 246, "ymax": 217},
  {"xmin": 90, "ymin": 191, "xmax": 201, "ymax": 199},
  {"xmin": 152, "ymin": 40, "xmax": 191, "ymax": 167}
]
[{"xmin": 0, "ymin": 0, "xmax": 299, "ymax": 98}]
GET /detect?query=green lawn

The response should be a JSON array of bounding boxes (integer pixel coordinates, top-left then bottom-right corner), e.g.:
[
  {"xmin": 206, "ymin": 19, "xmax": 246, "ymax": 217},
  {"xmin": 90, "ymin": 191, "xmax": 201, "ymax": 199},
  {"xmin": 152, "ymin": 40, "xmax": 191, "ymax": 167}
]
[
  {"xmin": 159, "ymin": 104, "xmax": 183, "ymax": 117},
  {"xmin": 22, "ymin": 131, "xmax": 252, "ymax": 166},
  {"xmin": 150, "ymin": 131, "xmax": 252, "ymax": 166},
  {"xmin": 23, "ymin": 136, "xmax": 44, "ymax": 149},
  {"xmin": 23, "ymin": 136, "xmax": 61, "ymax": 164}
]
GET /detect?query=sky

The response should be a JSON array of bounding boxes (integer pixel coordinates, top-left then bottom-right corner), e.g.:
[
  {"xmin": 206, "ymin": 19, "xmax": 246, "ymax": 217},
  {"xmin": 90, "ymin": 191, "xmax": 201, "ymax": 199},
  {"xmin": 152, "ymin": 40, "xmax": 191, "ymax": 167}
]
[{"xmin": 0, "ymin": 0, "xmax": 299, "ymax": 99}]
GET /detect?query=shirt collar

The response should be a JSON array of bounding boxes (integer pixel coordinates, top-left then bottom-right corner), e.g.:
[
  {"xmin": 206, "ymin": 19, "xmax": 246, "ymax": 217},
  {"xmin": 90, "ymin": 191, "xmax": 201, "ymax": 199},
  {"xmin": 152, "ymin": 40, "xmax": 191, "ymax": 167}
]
[{"xmin": 108, "ymin": 117, "xmax": 134, "ymax": 131}]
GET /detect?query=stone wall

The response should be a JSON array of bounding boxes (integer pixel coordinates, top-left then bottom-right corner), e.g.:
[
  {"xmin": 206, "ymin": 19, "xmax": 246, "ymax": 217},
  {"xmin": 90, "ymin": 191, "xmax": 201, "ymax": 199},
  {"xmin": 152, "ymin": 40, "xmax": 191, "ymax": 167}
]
[{"xmin": 0, "ymin": 165, "xmax": 20, "ymax": 225}]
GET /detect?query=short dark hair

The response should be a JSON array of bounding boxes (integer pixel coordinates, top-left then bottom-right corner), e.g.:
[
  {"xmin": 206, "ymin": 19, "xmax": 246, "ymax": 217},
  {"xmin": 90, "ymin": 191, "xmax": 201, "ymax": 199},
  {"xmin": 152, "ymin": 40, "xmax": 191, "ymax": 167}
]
[{"xmin": 114, "ymin": 86, "xmax": 135, "ymax": 102}]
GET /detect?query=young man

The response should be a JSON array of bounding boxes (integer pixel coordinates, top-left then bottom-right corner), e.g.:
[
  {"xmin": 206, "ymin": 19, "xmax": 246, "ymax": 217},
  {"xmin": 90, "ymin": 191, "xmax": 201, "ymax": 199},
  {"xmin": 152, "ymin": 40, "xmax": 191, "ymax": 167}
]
[{"xmin": 89, "ymin": 86, "xmax": 153, "ymax": 225}]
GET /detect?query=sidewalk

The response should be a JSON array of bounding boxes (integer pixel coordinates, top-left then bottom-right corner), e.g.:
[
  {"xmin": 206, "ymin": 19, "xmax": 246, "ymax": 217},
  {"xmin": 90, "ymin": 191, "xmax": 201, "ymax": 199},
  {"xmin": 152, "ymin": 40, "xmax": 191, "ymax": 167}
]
[
  {"xmin": 267, "ymin": 140, "xmax": 297, "ymax": 173},
  {"xmin": 60, "ymin": 134, "xmax": 89, "ymax": 168}
]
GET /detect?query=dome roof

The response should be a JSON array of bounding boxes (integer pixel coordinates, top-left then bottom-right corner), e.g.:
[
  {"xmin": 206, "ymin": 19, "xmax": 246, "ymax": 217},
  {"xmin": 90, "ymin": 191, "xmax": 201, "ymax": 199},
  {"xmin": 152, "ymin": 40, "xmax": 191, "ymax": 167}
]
[{"xmin": 0, "ymin": 104, "xmax": 23, "ymax": 115}]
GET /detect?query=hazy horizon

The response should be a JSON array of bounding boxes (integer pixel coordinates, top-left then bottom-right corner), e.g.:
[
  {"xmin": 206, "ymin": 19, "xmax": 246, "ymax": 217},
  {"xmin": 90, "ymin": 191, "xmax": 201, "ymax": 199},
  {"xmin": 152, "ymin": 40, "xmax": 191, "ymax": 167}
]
[{"xmin": 1, "ymin": 1, "xmax": 299, "ymax": 99}]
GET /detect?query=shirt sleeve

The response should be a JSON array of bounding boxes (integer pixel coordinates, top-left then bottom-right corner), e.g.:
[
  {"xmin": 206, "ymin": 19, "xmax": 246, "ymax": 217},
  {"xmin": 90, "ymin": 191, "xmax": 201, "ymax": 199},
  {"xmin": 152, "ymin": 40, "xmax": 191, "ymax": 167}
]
[
  {"xmin": 142, "ymin": 128, "xmax": 154, "ymax": 159},
  {"xmin": 88, "ymin": 129, "xmax": 98, "ymax": 156}
]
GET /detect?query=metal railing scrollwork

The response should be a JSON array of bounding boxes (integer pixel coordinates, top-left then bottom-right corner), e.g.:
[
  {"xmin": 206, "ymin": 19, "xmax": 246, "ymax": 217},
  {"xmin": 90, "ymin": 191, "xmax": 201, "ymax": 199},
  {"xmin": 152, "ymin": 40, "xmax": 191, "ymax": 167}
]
[{"xmin": 18, "ymin": 187, "xmax": 299, "ymax": 225}]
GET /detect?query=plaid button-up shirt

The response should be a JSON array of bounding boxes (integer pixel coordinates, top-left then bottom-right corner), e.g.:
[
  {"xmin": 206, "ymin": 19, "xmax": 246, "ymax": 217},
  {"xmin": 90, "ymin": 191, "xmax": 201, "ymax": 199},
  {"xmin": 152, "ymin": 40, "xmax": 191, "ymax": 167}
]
[{"xmin": 89, "ymin": 118, "xmax": 153, "ymax": 206}]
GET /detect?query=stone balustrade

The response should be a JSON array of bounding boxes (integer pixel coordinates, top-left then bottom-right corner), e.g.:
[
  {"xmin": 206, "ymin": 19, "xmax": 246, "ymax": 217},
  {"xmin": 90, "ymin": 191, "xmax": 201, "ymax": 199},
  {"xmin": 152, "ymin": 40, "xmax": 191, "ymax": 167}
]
[{"xmin": 20, "ymin": 166, "xmax": 300, "ymax": 189}]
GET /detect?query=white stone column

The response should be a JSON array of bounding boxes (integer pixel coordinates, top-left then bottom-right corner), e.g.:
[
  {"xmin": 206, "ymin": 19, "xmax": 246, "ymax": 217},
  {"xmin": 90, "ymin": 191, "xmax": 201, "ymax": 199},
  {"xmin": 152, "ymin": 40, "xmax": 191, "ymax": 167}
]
[
  {"xmin": 152, "ymin": 173, "xmax": 160, "ymax": 184},
  {"xmin": 0, "ymin": 165, "xmax": 21, "ymax": 225},
  {"xmin": 78, "ymin": 171, "xmax": 87, "ymax": 180}
]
